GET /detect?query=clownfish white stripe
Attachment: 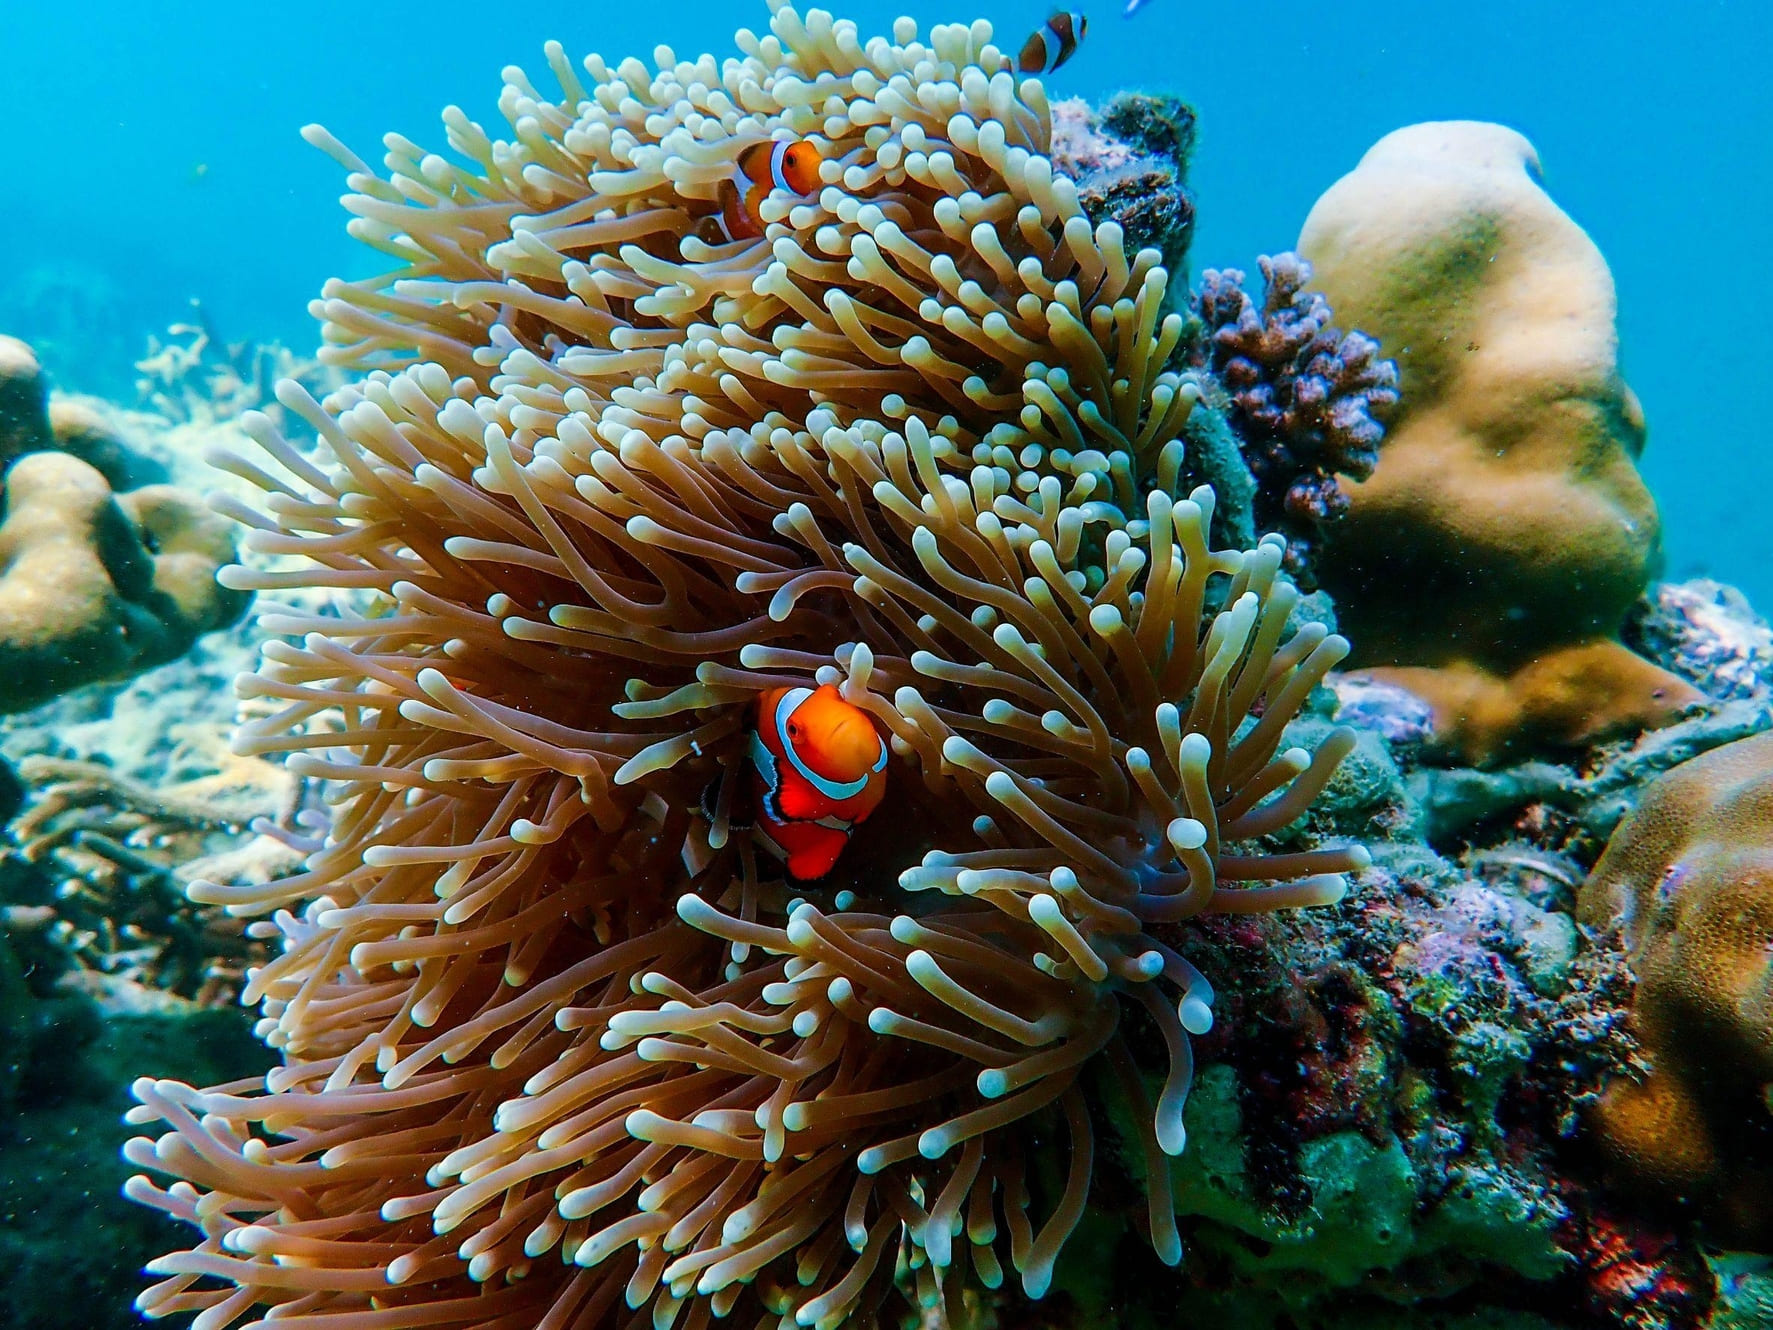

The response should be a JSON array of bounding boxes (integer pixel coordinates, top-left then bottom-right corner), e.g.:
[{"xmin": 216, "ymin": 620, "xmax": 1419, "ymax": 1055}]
[
  {"xmin": 768, "ymin": 140, "xmax": 795, "ymax": 193},
  {"xmin": 773, "ymin": 686, "xmax": 886, "ymax": 802}
]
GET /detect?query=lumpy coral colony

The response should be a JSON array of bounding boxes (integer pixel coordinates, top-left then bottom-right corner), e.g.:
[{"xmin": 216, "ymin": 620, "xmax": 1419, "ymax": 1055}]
[{"xmin": 123, "ymin": 7, "xmax": 1368, "ymax": 1328}]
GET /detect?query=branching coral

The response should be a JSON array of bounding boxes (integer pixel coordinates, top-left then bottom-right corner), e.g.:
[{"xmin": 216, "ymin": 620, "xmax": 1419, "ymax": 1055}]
[
  {"xmin": 1192, "ymin": 253, "xmax": 1397, "ymax": 581},
  {"xmin": 136, "ymin": 299, "xmax": 343, "ymax": 437},
  {"xmin": 0, "ymin": 755, "xmax": 284, "ymax": 1005},
  {"xmin": 125, "ymin": 7, "xmax": 1367, "ymax": 1328}
]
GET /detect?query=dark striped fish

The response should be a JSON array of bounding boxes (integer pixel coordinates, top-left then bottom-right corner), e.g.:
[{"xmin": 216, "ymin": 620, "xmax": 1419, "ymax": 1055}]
[{"xmin": 1017, "ymin": 11, "xmax": 1088, "ymax": 74}]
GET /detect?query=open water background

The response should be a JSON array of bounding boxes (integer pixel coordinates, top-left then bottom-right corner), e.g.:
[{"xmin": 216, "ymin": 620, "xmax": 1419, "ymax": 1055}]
[{"xmin": 5, "ymin": 0, "xmax": 1768, "ymax": 600}]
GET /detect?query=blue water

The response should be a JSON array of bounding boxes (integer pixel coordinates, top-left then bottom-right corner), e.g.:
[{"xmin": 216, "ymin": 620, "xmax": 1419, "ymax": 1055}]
[{"xmin": 7, "ymin": 0, "xmax": 1770, "ymax": 600}]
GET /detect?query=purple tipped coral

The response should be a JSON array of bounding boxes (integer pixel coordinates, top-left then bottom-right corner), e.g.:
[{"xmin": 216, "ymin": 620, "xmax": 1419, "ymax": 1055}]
[{"xmin": 1194, "ymin": 252, "xmax": 1399, "ymax": 581}]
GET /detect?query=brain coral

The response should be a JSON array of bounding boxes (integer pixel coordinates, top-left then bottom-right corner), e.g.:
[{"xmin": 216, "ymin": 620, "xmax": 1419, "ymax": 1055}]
[
  {"xmin": 1577, "ymin": 732, "xmax": 1773, "ymax": 1245},
  {"xmin": 0, "ymin": 334, "xmax": 248, "ymax": 711},
  {"xmin": 124, "ymin": 8, "xmax": 1367, "ymax": 1328},
  {"xmin": 1296, "ymin": 122, "xmax": 1701, "ymax": 767}
]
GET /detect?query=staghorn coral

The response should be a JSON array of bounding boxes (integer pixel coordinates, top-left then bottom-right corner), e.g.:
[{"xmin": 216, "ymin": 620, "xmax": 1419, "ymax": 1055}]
[
  {"xmin": 1576, "ymin": 731, "xmax": 1773, "ymax": 1246},
  {"xmin": 136, "ymin": 299, "xmax": 344, "ymax": 438},
  {"xmin": 124, "ymin": 7, "xmax": 1367, "ymax": 1330},
  {"xmin": 1192, "ymin": 253, "xmax": 1397, "ymax": 582},
  {"xmin": 1297, "ymin": 122, "xmax": 1703, "ymax": 767}
]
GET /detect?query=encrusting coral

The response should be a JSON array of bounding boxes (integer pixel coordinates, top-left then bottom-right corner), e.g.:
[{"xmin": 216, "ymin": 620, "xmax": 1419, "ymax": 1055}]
[
  {"xmin": 1576, "ymin": 732, "xmax": 1773, "ymax": 1245},
  {"xmin": 1049, "ymin": 93, "xmax": 1196, "ymax": 286},
  {"xmin": 123, "ymin": 7, "xmax": 1368, "ymax": 1328},
  {"xmin": 0, "ymin": 333, "xmax": 250, "ymax": 712},
  {"xmin": 1296, "ymin": 121, "xmax": 1702, "ymax": 766},
  {"xmin": 1191, "ymin": 252, "xmax": 1398, "ymax": 582}
]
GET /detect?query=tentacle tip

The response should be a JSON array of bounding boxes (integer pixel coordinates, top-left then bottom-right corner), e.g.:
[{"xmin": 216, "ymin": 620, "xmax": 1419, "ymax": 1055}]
[{"xmin": 1180, "ymin": 995, "xmax": 1214, "ymax": 1035}]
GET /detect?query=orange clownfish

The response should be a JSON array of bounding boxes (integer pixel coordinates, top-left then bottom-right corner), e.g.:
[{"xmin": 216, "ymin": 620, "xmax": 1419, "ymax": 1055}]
[
  {"xmin": 749, "ymin": 684, "xmax": 888, "ymax": 880},
  {"xmin": 1017, "ymin": 11, "xmax": 1088, "ymax": 74},
  {"xmin": 713, "ymin": 139, "xmax": 824, "ymax": 243}
]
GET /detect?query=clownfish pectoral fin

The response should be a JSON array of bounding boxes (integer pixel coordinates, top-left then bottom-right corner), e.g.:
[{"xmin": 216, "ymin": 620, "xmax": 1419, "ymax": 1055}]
[{"xmin": 773, "ymin": 768, "xmax": 826, "ymax": 822}]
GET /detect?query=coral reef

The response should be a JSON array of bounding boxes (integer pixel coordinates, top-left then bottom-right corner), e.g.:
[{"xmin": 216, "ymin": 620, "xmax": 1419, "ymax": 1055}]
[
  {"xmin": 1296, "ymin": 121, "xmax": 1702, "ymax": 766},
  {"xmin": 0, "ymin": 754, "xmax": 295, "ymax": 1006},
  {"xmin": 123, "ymin": 10, "xmax": 1371, "ymax": 1330},
  {"xmin": 0, "ymin": 398, "xmax": 318, "ymax": 1314},
  {"xmin": 1050, "ymin": 92, "xmax": 1196, "ymax": 284},
  {"xmin": 135, "ymin": 298, "xmax": 343, "ymax": 436},
  {"xmin": 984, "ymin": 683, "xmax": 1659, "ymax": 1328},
  {"xmin": 1576, "ymin": 732, "xmax": 1773, "ymax": 1246},
  {"xmin": 1191, "ymin": 252, "xmax": 1398, "ymax": 581},
  {"xmin": 0, "ymin": 333, "xmax": 251, "ymax": 712}
]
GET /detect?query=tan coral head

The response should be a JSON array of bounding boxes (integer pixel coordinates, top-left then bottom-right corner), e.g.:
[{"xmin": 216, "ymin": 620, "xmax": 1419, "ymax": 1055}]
[{"xmin": 1298, "ymin": 120, "xmax": 1700, "ymax": 766}]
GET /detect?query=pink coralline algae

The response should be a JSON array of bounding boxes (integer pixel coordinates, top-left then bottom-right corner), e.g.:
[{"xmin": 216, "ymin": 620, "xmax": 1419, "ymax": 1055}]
[{"xmin": 1193, "ymin": 252, "xmax": 1399, "ymax": 581}]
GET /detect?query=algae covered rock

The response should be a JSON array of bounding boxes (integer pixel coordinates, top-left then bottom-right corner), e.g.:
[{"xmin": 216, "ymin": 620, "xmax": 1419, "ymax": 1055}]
[
  {"xmin": 1298, "ymin": 121, "xmax": 1701, "ymax": 767},
  {"xmin": 0, "ymin": 960, "xmax": 271, "ymax": 1330}
]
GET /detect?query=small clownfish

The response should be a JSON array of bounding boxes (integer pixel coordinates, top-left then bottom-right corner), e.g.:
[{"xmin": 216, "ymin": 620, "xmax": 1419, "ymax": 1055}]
[
  {"xmin": 1017, "ymin": 11, "xmax": 1088, "ymax": 75},
  {"xmin": 713, "ymin": 139, "xmax": 824, "ymax": 243},
  {"xmin": 749, "ymin": 684, "xmax": 888, "ymax": 880}
]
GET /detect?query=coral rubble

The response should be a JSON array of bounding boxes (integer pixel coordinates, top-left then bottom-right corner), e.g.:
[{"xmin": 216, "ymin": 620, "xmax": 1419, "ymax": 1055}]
[
  {"xmin": 1576, "ymin": 733, "xmax": 1773, "ymax": 1246},
  {"xmin": 122, "ymin": 9, "xmax": 1371, "ymax": 1330},
  {"xmin": 0, "ymin": 754, "xmax": 292, "ymax": 1006},
  {"xmin": 1297, "ymin": 121, "xmax": 1702, "ymax": 766}
]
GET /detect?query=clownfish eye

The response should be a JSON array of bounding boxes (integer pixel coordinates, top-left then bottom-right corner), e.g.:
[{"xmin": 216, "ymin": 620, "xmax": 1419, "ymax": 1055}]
[
  {"xmin": 787, "ymin": 720, "xmax": 803, "ymax": 739},
  {"xmin": 782, "ymin": 144, "xmax": 820, "ymax": 191}
]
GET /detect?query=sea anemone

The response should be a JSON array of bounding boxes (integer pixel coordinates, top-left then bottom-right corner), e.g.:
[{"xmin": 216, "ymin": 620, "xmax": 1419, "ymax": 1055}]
[{"xmin": 125, "ymin": 7, "xmax": 1368, "ymax": 1327}]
